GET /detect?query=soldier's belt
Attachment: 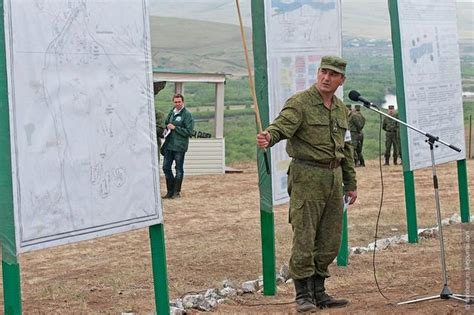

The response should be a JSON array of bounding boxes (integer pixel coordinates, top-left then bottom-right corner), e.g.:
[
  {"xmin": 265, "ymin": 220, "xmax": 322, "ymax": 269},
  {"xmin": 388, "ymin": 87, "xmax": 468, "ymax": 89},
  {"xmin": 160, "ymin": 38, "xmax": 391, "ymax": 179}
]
[{"xmin": 293, "ymin": 158, "xmax": 341, "ymax": 169}]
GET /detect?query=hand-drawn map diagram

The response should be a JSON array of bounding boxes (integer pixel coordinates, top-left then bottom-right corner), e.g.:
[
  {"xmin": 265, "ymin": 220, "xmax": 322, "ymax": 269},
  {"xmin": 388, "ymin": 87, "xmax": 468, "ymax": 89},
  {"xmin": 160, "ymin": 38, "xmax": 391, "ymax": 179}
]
[
  {"xmin": 264, "ymin": 0, "xmax": 341, "ymax": 204},
  {"xmin": 5, "ymin": 0, "xmax": 162, "ymax": 253},
  {"xmin": 404, "ymin": 29, "xmax": 439, "ymax": 82},
  {"xmin": 398, "ymin": 0, "xmax": 465, "ymax": 170}
]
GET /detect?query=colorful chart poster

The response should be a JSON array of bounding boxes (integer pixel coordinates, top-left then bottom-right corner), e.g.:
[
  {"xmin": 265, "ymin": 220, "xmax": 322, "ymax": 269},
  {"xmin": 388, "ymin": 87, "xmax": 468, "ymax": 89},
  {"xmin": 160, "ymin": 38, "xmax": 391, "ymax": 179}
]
[{"xmin": 264, "ymin": 0, "xmax": 342, "ymax": 204}]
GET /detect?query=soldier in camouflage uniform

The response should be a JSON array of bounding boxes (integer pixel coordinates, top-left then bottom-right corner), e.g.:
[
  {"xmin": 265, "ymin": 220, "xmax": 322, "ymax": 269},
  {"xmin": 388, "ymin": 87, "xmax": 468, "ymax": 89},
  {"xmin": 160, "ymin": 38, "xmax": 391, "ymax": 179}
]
[
  {"xmin": 396, "ymin": 111, "xmax": 402, "ymax": 161},
  {"xmin": 153, "ymin": 81, "xmax": 167, "ymax": 152},
  {"xmin": 257, "ymin": 56, "xmax": 357, "ymax": 313},
  {"xmin": 382, "ymin": 105, "xmax": 399, "ymax": 165},
  {"xmin": 350, "ymin": 104, "xmax": 366, "ymax": 166},
  {"xmin": 156, "ymin": 110, "xmax": 166, "ymax": 150}
]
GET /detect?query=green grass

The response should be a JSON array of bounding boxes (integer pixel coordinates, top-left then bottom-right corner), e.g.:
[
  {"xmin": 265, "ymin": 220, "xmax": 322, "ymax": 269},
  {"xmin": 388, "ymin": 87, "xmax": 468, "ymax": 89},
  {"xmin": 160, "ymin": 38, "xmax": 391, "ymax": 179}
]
[
  {"xmin": 153, "ymin": 52, "xmax": 474, "ymax": 164},
  {"xmin": 464, "ymin": 100, "xmax": 474, "ymax": 123},
  {"xmin": 154, "ymin": 78, "xmax": 252, "ymax": 112},
  {"xmin": 159, "ymin": 98, "xmax": 474, "ymax": 164},
  {"xmin": 224, "ymin": 114, "xmax": 259, "ymax": 163}
]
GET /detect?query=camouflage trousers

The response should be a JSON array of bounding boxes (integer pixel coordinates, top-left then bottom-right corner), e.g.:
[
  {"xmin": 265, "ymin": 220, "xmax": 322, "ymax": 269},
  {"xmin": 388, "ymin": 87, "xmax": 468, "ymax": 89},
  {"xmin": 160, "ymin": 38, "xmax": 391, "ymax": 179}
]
[
  {"xmin": 351, "ymin": 132, "xmax": 364, "ymax": 164},
  {"xmin": 385, "ymin": 131, "xmax": 399, "ymax": 159},
  {"xmin": 287, "ymin": 160, "xmax": 344, "ymax": 280}
]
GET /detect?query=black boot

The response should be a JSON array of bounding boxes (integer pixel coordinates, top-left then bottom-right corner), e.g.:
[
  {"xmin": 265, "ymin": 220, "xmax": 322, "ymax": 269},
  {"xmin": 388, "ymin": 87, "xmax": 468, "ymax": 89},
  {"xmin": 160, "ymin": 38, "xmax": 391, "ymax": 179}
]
[
  {"xmin": 359, "ymin": 157, "xmax": 365, "ymax": 167},
  {"xmin": 162, "ymin": 178, "xmax": 174, "ymax": 199},
  {"xmin": 393, "ymin": 157, "xmax": 398, "ymax": 165},
  {"xmin": 354, "ymin": 159, "xmax": 359, "ymax": 167},
  {"xmin": 294, "ymin": 278, "xmax": 317, "ymax": 313},
  {"xmin": 173, "ymin": 178, "xmax": 183, "ymax": 198},
  {"xmin": 384, "ymin": 157, "xmax": 390, "ymax": 166},
  {"xmin": 312, "ymin": 275, "xmax": 348, "ymax": 309}
]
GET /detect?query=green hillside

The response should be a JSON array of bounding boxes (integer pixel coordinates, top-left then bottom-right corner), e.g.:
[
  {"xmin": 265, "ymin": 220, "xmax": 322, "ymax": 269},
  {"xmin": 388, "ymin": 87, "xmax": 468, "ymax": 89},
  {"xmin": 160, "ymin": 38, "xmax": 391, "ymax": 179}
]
[
  {"xmin": 150, "ymin": 16, "xmax": 251, "ymax": 75},
  {"xmin": 150, "ymin": 4, "xmax": 474, "ymax": 164},
  {"xmin": 150, "ymin": 3, "xmax": 473, "ymax": 73}
]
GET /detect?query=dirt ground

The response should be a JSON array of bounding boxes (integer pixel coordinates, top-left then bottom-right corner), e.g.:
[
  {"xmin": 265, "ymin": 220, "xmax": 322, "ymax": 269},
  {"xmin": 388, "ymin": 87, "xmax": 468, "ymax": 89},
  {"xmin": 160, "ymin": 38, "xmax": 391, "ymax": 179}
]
[{"xmin": 1, "ymin": 159, "xmax": 473, "ymax": 314}]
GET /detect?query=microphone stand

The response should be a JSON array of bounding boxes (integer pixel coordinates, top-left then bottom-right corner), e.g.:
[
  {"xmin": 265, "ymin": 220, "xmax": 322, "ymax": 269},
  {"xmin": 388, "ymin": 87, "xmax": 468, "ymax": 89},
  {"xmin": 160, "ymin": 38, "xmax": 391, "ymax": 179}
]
[{"xmin": 356, "ymin": 101, "xmax": 473, "ymax": 306}]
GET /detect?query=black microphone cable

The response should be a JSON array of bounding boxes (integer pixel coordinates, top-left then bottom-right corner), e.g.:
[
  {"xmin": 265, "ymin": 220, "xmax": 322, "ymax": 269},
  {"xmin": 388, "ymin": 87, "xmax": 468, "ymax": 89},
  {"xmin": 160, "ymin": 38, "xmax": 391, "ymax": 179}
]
[
  {"xmin": 372, "ymin": 113, "xmax": 391, "ymax": 301},
  {"xmin": 350, "ymin": 90, "xmax": 394, "ymax": 301}
]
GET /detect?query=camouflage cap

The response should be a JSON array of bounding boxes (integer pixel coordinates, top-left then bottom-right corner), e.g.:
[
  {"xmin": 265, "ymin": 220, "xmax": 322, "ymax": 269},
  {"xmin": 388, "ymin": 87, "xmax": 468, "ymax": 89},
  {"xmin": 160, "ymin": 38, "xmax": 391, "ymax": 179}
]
[
  {"xmin": 388, "ymin": 105, "xmax": 395, "ymax": 109},
  {"xmin": 319, "ymin": 55, "xmax": 347, "ymax": 75}
]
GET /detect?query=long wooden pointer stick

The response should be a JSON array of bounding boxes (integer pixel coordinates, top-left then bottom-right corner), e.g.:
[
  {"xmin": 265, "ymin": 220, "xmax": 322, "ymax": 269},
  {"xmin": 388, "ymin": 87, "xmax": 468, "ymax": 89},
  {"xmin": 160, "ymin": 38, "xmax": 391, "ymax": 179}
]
[{"xmin": 235, "ymin": 0, "xmax": 270, "ymax": 174}]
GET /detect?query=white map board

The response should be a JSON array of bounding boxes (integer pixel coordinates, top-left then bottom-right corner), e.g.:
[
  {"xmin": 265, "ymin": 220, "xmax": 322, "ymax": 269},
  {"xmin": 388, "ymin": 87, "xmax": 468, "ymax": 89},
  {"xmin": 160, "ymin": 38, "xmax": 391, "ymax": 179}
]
[
  {"xmin": 5, "ymin": 0, "xmax": 162, "ymax": 253},
  {"xmin": 397, "ymin": 0, "xmax": 465, "ymax": 170},
  {"xmin": 264, "ymin": 0, "xmax": 342, "ymax": 205}
]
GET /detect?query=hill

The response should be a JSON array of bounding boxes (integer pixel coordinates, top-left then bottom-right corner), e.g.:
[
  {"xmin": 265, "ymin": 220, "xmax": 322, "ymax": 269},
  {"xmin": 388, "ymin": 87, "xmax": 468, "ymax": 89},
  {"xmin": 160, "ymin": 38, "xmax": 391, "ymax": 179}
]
[
  {"xmin": 150, "ymin": 16, "xmax": 251, "ymax": 75},
  {"xmin": 150, "ymin": 2, "xmax": 473, "ymax": 73}
]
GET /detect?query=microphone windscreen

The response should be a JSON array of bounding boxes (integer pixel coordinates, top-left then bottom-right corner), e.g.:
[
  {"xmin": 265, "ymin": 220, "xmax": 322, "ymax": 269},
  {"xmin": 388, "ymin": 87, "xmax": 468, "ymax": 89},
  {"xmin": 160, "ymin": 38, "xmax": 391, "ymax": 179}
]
[{"xmin": 348, "ymin": 90, "xmax": 360, "ymax": 102}]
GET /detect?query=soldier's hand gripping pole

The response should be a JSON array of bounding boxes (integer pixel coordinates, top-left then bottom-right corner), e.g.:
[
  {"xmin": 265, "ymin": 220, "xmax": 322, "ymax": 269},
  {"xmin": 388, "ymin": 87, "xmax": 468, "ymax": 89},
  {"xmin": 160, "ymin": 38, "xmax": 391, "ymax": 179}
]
[{"xmin": 236, "ymin": 0, "xmax": 270, "ymax": 174}]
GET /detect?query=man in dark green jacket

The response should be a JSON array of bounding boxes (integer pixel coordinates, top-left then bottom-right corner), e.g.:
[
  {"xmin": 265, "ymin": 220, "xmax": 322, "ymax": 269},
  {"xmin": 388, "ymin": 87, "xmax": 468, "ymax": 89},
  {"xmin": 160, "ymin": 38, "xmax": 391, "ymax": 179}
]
[
  {"xmin": 161, "ymin": 93, "xmax": 194, "ymax": 198},
  {"xmin": 257, "ymin": 56, "xmax": 357, "ymax": 312}
]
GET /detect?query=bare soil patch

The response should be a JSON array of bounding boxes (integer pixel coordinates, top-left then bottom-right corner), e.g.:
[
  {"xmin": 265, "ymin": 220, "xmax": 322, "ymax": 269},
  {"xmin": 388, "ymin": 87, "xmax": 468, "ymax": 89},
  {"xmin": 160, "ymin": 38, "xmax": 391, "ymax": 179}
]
[{"xmin": 1, "ymin": 159, "xmax": 473, "ymax": 314}]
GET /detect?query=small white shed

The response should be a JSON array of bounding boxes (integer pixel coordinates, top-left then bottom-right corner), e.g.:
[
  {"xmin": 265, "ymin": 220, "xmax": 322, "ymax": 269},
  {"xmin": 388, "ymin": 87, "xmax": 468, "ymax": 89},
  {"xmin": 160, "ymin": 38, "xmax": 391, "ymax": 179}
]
[{"xmin": 154, "ymin": 70, "xmax": 227, "ymax": 175}]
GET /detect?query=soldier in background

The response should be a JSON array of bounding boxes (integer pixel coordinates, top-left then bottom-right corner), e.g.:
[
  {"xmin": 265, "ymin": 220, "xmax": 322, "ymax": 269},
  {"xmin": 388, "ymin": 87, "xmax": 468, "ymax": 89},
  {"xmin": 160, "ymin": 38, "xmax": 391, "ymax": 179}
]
[
  {"xmin": 153, "ymin": 81, "xmax": 166, "ymax": 151},
  {"xmin": 349, "ymin": 104, "xmax": 366, "ymax": 167},
  {"xmin": 396, "ymin": 112, "xmax": 402, "ymax": 162},
  {"xmin": 346, "ymin": 104, "xmax": 356, "ymax": 162},
  {"xmin": 156, "ymin": 111, "xmax": 165, "ymax": 150},
  {"xmin": 382, "ymin": 105, "xmax": 399, "ymax": 165}
]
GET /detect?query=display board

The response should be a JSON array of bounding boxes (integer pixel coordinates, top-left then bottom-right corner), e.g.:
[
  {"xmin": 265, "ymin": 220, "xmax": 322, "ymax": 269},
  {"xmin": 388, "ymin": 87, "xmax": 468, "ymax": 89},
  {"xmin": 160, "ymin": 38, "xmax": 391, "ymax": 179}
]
[
  {"xmin": 264, "ymin": 0, "xmax": 342, "ymax": 204},
  {"xmin": 4, "ymin": 0, "xmax": 162, "ymax": 253},
  {"xmin": 397, "ymin": 0, "xmax": 465, "ymax": 170}
]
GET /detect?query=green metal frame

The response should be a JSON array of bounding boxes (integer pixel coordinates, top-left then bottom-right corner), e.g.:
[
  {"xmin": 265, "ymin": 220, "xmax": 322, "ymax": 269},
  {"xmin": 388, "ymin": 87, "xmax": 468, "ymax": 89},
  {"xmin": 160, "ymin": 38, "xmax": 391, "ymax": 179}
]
[
  {"xmin": 337, "ymin": 210, "xmax": 348, "ymax": 266},
  {"xmin": 251, "ymin": 0, "xmax": 276, "ymax": 295},
  {"xmin": 0, "ymin": 0, "xmax": 23, "ymax": 313},
  {"xmin": 388, "ymin": 0, "xmax": 418, "ymax": 243},
  {"xmin": 457, "ymin": 160, "xmax": 471, "ymax": 223},
  {"xmin": 149, "ymin": 224, "xmax": 170, "ymax": 315}
]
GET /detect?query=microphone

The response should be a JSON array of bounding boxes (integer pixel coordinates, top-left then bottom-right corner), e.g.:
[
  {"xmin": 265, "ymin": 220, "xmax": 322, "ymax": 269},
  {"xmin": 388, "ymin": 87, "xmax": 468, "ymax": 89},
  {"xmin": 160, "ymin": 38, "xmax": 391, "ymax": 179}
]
[{"xmin": 348, "ymin": 90, "xmax": 374, "ymax": 107}]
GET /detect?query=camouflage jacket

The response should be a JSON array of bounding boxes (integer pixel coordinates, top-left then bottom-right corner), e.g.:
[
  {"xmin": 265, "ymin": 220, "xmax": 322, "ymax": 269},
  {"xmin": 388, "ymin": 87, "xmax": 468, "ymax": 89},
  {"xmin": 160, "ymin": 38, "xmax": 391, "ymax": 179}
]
[
  {"xmin": 156, "ymin": 110, "xmax": 166, "ymax": 138},
  {"xmin": 349, "ymin": 111, "xmax": 365, "ymax": 133},
  {"xmin": 266, "ymin": 85, "xmax": 356, "ymax": 191},
  {"xmin": 382, "ymin": 115, "xmax": 398, "ymax": 132}
]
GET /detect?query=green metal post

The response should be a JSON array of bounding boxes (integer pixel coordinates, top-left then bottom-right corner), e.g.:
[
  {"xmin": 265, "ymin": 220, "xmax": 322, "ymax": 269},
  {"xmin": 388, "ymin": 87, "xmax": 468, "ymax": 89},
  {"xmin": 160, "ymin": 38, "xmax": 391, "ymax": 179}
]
[
  {"xmin": 149, "ymin": 224, "xmax": 170, "ymax": 315},
  {"xmin": 260, "ymin": 209, "xmax": 276, "ymax": 294},
  {"xmin": 403, "ymin": 171, "xmax": 418, "ymax": 243},
  {"xmin": 469, "ymin": 115, "xmax": 472, "ymax": 159},
  {"xmin": 0, "ymin": 0, "xmax": 23, "ymax": 313},
  {"xmin": 337, "ymin": 210, "xmax": 348, "ymax": 266},
  {"xmin": 252, "ymin": 0, "xmax": 276, "ymax": 295},
  {"xmin": 389, "ymin": 0, "xmax": 418, "ymax": 243},
  {"xmin": 2, "ymin": 261, "xmax": 22, "ymax": 315},
  {"xmin": 457, "ymin": 159, "xmax": 471, "ymax": 223}
]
